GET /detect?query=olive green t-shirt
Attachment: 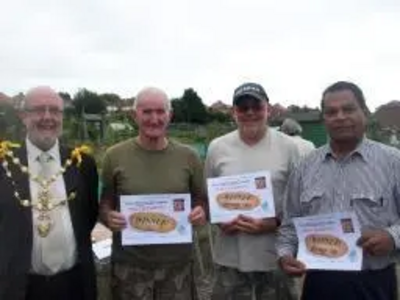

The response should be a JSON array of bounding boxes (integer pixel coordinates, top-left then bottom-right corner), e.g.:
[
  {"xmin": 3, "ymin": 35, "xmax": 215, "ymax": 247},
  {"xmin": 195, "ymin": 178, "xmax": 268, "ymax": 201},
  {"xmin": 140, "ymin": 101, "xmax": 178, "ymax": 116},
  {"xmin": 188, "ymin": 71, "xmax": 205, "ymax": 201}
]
[{"xmin": 101, "ymin": 138, "xmax": 206, "ymax": 268}]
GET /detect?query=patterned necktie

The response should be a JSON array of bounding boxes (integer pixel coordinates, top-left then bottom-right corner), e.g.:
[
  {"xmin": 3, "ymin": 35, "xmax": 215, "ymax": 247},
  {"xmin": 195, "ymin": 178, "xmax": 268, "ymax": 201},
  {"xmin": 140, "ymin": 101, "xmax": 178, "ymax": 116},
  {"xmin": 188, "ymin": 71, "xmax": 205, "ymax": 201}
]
[{"xmin": 38, "ymin": 152, "xmax": 52, "ymax": 178}]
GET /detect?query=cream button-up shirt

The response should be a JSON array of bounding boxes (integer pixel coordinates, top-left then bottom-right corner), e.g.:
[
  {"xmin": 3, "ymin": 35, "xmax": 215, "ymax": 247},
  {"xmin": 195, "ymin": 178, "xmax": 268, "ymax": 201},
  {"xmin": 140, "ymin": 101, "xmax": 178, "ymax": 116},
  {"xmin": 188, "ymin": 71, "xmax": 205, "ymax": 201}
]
[{"xmin": 26, "ymin": 138, "xmax": 77, "ymax": 275}]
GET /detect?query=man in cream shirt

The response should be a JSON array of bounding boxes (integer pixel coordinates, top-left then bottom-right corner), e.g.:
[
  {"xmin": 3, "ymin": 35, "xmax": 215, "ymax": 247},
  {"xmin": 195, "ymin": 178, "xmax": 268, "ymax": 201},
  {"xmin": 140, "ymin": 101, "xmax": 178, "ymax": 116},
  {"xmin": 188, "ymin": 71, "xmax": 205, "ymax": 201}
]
[{"xmin": 205, "ymin": 83, "xmax": 300, "ymax": 300}]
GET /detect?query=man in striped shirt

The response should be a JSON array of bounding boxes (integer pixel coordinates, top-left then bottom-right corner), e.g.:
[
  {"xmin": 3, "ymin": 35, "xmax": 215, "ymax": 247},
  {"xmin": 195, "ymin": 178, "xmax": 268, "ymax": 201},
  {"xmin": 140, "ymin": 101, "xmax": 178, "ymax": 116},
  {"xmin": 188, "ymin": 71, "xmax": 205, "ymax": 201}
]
[{"xmin": 277, "ymin": 81, "xmax": 400, "ymax": 300}]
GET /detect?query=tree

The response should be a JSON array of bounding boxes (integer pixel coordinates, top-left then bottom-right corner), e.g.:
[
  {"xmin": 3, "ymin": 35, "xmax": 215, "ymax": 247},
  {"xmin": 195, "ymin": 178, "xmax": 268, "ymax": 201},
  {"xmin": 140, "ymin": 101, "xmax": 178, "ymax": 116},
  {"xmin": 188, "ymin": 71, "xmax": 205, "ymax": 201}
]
[
  {"xmin": 0, "ymin": 102, "xmax": 21, "ymax": 140},
  {"xmin": 287, "ymin": 105, "xmax": 301, "ymax": 113},
  {"xmin": 172, "ymin": 88, "xmax": 208, "ymax": 124},
  {"xmin": 100, "ymin": 93, "xmax": 122, "ymax": 109},
  {"xmin": 208, "ymin": 111, "xmax": 231, "ymax": 123},
  {"xmin": 171, "ymin": 98, "xmax": 185, "ymax": 123},
  {"xmin": 58, "ymin": 92, "xmax": 74, "ymax": 116},
  {"xmin": 367, "ymin": 116, "xmax": 385, "ymax": 143},
  {"xmin": 124, "ymin": 97, "xmax": 135, "ymax": 107},
  {"xmin": 59, "ymin": 92, "xmax": 72, "ymax": 103},
  {"xmin": 72, "ymin": 89, "xmax": 106, "ymax": 115}
]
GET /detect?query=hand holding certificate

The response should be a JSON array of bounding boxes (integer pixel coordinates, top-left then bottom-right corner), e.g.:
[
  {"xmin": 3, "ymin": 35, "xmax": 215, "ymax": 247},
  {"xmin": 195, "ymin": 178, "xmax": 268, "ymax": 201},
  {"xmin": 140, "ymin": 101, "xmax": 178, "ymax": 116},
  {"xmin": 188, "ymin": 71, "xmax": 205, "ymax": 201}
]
[
  {"xmin": 120, "ymin": 194, "xmax": 192, "ymax": 246},
  {"xmin": 293, "ymin": 212, "xmax": 363, "ymax": 271},
  {"xmin": 207, "ymin": 171, "xmax": 275, "ymax": 224}
]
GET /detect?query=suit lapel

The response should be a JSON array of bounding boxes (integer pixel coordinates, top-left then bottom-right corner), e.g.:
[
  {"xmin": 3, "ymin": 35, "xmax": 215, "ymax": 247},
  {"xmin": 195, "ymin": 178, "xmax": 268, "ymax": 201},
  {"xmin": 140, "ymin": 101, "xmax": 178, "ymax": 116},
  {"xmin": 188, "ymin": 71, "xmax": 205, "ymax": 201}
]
[
  {"xmin": 13, "ymin": 144, "xmax": 32, "ymax": 205},
  {"xmin": 60, "ymin": 146, "xmax": 80, "ymax": 236},
  {"xmin": 60, "ymin": 146, "xmax": 79, "ymax": 198},
  {"xmin": 11, "ymin": 143, "xmax": 33, "ymax": 226}
]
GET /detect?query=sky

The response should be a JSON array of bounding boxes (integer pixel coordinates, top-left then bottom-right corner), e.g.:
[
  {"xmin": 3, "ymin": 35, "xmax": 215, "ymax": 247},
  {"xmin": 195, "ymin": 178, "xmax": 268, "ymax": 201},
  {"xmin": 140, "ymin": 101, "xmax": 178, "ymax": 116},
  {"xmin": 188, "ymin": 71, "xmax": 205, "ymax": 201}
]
[{"xmin": 1, "ymin": 0, "xmax": 400, "ymax": 111}]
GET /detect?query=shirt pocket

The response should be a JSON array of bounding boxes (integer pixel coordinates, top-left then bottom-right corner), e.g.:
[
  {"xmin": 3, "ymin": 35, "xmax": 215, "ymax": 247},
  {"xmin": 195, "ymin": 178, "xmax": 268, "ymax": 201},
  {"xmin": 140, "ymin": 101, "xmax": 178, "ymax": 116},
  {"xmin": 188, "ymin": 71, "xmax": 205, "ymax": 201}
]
[
  {"xmin": 300, "ymin": 189, "xmax": 327, "ymax": 215},
  {"xmin": 350, "ymin": 193, "xmax": 387, "ymax": 227}
]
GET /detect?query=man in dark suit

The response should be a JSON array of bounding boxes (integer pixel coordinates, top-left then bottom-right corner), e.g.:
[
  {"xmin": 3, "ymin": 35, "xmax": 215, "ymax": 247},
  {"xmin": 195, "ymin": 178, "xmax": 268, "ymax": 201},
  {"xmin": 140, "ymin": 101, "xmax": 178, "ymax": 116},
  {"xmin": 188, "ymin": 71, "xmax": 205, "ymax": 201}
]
[{"xmin": 0, "ymin": 86, "xmax": 99, "ymax": 300}]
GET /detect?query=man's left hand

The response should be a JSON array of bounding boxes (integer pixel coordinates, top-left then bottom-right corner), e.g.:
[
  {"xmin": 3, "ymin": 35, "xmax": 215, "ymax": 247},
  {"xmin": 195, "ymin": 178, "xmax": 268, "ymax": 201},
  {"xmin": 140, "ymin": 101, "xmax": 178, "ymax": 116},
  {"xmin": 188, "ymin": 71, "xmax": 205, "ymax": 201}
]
[
  {"xmin": 235, "ymin": 215, "xmax": 277, "ymax": 234},
  {"xmin": 357, "ymin": 229, "xmax": 395, "ymax": 256},
  {"xmin": 189, "ymin": 205, "xmax": 206, "ymax": 226}
]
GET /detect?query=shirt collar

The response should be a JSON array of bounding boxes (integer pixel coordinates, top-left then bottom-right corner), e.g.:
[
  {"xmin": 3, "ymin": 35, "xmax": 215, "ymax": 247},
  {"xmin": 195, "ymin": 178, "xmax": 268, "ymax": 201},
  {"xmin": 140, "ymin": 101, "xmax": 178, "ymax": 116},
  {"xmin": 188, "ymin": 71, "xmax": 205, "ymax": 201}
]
[
  {"xmin": 322, "ymin": 137, "xmax": 371, "ymax": 162},
  {"xmin": 26, "ymin": 137, "xmax": 60, "ymax": 163}
]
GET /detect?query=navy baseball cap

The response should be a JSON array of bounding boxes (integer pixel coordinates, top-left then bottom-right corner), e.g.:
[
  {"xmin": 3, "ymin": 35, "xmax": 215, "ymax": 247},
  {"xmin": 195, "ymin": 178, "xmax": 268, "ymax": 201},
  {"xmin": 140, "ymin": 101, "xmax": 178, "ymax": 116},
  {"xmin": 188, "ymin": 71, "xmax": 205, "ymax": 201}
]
[{"xmin": 233, "ymin": 82, "xmax": 269, "ymax": 104}]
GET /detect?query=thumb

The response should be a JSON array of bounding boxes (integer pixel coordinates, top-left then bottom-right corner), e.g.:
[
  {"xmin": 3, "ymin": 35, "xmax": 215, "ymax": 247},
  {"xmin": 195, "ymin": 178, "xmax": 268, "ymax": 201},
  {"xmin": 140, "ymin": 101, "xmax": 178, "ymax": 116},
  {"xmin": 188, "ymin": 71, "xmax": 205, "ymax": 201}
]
[
  {"xmin": 191, "ymin": 207, "xmax": 201, "ymax": 216},
  {"xmin": 192, "ymin": 205, "xmax": 201, "ymax": 213},
  {"xmin": 358, "ymin": 230, "xmax": 374, "ymax": 246},
  {"xmin": 280, "ymin": 256, "xmax": 306, "ymax": 274},
  {"xmin": 285, "ymin": 256, "xmax": 301, "ymax": 266},
  {"xmin": 238, "ymin": 214, "xmax": 253, "ymax": 221},
  {"xmin": 295, "ymin": 259, "xmax": 306, "ymax": 269}
]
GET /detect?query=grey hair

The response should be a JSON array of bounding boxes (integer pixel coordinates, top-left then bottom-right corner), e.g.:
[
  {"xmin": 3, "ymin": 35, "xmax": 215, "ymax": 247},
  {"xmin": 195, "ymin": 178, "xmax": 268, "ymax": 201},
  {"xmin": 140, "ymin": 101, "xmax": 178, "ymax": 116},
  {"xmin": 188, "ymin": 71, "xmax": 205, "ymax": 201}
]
[
  {"xmin": 280, "ymin": 118, "xmax": 302, "ymax": 136},
  {"xmin": 132, "ymin": 87, "xmax": 172, "ymax": 111}
]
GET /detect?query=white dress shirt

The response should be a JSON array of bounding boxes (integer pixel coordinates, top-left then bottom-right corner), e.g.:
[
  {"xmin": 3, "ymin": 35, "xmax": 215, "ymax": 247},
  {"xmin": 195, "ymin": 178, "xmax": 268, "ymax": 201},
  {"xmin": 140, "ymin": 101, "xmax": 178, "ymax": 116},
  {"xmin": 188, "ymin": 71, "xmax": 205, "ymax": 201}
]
[{"xmin": 26, "ymin": 138, "xmax": 77, "ymax": 275}]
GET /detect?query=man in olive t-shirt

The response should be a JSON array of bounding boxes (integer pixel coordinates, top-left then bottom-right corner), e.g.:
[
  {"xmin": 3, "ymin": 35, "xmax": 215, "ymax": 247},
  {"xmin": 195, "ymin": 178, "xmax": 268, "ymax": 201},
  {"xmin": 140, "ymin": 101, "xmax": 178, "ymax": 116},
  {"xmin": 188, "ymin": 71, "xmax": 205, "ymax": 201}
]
[{"xmin": 100, "ymin": 87, "xmax": 207, "ymax": 300}]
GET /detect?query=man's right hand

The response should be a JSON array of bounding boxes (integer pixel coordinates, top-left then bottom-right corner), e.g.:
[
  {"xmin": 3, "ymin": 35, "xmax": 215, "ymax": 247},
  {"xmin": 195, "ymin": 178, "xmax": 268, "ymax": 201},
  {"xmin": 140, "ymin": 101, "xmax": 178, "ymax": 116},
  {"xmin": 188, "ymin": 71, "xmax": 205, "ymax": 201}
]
[
  {"xmin": 279, "ymin": 255, "xmax": 306, "ymax": 276},
  {"xmin": 105, "ymin": 210, "xmax": 127, "ymax": 232}
]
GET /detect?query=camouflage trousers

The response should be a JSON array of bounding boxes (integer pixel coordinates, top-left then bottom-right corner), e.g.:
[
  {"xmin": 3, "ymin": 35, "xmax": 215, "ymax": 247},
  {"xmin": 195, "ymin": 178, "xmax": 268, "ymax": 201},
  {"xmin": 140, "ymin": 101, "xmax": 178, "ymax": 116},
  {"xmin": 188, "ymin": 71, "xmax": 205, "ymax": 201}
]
[
  {"xmin": 111, "ymin": 262, "xmax": 198, "ymax": 300},
  {"xmin": 211, "ymin": 265, "xmax": 299, "ymax": 300}
]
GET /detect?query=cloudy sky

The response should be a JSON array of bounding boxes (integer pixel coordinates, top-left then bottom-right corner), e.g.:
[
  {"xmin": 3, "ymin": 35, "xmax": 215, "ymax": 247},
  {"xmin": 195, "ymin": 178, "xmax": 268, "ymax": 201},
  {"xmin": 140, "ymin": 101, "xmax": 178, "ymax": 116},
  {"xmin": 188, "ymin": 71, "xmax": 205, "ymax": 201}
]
[{"xmin": 1, "ymin": 0, "xmax": 400, "ymax": 110}]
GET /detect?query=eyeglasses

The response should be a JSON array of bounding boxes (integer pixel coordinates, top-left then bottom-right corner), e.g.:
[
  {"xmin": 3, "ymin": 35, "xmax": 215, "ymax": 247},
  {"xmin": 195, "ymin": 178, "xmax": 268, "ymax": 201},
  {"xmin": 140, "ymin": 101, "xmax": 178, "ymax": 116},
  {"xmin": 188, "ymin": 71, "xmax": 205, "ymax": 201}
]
[
  {"xmin": 25, "ymin": 106, "xmax": 64, "ymax": 116},
  {"xmin": 236, "ymin": 103, "xmax": 264, "ymax": 113}
]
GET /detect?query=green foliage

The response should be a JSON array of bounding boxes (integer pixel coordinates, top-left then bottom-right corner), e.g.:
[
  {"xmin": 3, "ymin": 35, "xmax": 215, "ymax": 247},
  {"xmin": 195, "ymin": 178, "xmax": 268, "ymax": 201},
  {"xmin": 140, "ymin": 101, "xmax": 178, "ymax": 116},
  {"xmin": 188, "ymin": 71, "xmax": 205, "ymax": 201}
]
[
  {"xmin": 100, "ymin": 93, "xmax": 122, "ymax": 107},
  {"xmin": 72, "ymin": 89, "xmax": 107, "ymax": 115},
  {"xmin": 204, "ymin": 122, "xmax": 234, "ymax": 143},
  {"xmin": 171, "ymin": 88, "xmax": 232, "ymax": 125},
  {"xmin": 104, "ymin": 125, "xmax": 134, "ymax": 145},
  {"xmin": 108, "ymin": 111, "xmax": 133, "ymax": 124},
  {"xmin": 59, "ymin": 92, "xmax": 72, "ymax": 103},
  {"xmin": 62, "ymin": 115, "xmax": 79, "ymax": 142},
  {"xmin": 208, "ymin": 111, "xmax": 231, "ymax": 123},
  {"xmin": 171, "ymin": 98, "xmax": 185, "ymax": 122},
  {"xmin": 171, "ymin": 88, "xmax": 208, "ymax": 124},
  {"xmin": 366, "ymin": 117, "xmax": 386, "ymax": 143},
  {"xmin": 0, "ymin": 103, "xmax": 24, "ymax": 140}
]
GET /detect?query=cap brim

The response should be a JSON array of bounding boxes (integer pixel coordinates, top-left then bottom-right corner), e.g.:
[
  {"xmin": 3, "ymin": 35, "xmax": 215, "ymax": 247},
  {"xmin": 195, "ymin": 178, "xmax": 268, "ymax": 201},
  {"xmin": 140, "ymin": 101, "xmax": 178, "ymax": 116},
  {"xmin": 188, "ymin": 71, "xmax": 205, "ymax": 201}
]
[{"xmin": 233, "ymin": 92, "xmax": 266, "ymax": 104}]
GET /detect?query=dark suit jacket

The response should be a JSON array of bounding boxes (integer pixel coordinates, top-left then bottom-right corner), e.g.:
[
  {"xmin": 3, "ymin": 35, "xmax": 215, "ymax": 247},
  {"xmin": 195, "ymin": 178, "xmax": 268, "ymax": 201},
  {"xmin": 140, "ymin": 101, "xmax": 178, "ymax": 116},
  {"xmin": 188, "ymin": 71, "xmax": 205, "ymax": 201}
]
[{"xmin": 0, "ymin": 143, "xmax": 99, "ymax": 300}]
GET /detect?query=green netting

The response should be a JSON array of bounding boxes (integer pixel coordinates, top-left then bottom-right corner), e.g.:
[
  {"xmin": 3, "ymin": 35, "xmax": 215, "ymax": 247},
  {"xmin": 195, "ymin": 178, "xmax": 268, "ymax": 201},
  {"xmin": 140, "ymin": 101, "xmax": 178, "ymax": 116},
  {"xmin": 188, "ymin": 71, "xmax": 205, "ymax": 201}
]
[{"xmin": 189, "ymin": 143, "xmax": 208, "ymax": 159}]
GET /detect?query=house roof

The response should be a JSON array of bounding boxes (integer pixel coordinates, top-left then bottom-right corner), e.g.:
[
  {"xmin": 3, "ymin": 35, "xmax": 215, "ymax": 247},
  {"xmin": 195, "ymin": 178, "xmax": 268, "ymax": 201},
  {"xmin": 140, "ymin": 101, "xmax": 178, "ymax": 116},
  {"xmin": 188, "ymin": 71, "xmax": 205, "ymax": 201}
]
[
  {"xmin": 209, "ymin": 100, "xmax": 231, "ymax": 114},
  {"xmin": 0, "ymin": 92, "xmax": 10, "ymax": 104},
  {"xmin": 374, "ymin": 100, "xmax": 400, "ymax": 129},
  {"xmin": 272, "ymin": 111, "xmax": 321, "ymax": 123}
]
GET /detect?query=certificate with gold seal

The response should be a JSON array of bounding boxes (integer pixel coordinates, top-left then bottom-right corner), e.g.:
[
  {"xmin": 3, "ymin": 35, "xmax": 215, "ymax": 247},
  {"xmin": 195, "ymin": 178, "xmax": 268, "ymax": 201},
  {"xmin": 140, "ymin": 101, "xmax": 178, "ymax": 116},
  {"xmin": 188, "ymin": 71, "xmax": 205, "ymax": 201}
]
[
  {"xmin": 207, "ymin": 171, "xmax": 275, "ymax": 223},
  {"xmin": 120, "ymin": 194, "xmax": 192, "ymax": 245},
  {"xmin": 293, "ymin": 212, "xmax": 362, "ymax": 271}
]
